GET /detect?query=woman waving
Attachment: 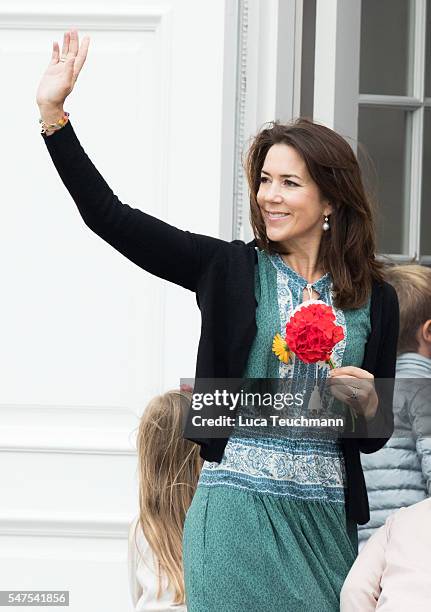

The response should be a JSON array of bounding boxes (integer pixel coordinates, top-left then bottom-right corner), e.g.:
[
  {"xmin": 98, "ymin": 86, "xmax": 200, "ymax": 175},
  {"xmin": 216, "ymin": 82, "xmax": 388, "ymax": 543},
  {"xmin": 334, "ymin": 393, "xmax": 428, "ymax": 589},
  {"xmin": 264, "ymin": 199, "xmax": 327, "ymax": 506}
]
[{"xmin": 37, "ymin": 30, "xmax": 399, "ymax": 612}]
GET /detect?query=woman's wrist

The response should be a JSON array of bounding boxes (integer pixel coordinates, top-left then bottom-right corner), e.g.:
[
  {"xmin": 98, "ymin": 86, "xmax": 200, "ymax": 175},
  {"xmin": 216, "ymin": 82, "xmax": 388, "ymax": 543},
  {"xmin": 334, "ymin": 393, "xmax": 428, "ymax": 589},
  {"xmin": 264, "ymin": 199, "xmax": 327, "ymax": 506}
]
[
  {"xmin": 38, "ymin": 104, "xmax": 69, "ymax": 136},
  {"xmin": 38, "ymin": 104, "xmax": 65, "ymax": 125}
]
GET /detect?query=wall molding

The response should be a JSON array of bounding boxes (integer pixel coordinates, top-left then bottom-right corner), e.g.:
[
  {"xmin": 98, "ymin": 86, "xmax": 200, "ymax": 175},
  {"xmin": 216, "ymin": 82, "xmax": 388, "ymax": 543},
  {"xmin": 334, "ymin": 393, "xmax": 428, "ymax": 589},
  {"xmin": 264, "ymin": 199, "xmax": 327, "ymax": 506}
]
[
  {"xmin": 0, "ymin": 5, "xmax": 170, "ymax": 30},
  {"xmin": 0, "ymin": 404, "xmax": 138, "ymax": 455},
  {"xmin": 0, "ymin": 511, "xmax": 131, "ymax": 539},
  {"xmin": 232, "ymin": 0, "xmax": 249, "ymax": 241}
]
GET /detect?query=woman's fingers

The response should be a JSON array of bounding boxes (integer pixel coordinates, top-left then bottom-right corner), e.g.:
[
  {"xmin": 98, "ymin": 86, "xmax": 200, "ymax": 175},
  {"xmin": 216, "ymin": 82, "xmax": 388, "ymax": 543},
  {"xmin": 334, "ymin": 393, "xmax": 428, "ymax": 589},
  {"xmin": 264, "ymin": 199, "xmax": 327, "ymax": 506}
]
[
  {"xmin": 327, "ymin": 374, "xmax": 365, "ymax": 385},
  {"xmin": 327, "ymin": 375, "xmax": 375, "ymax": 415},
  {"xmin": 327, "ymin": 382, "xmax": 364, "ymax": 411},
  {"xmin": 329, "ymin": 366, "xmax": 374, "ymax": 379},
  {"xmin": 329, "ymin": 385, "xmax": 356, "ymax": 402},
  {"xmin": 50, "ymin": 41, "xmax": 60, "ymax": 64},
  {"xmin": 327, "ymin": 376, "xmax": 370, "ymax": 394},
  {"xmin": 73, "ymin": 36, "xmax": 90, "ymax": 81},
  {"xmin": 68, "ymin": 29, "xmax": 79, "ymax": 57},
  {"xmin": 61, "ymin": 31, "xmax": 70, "ymax": 58}
]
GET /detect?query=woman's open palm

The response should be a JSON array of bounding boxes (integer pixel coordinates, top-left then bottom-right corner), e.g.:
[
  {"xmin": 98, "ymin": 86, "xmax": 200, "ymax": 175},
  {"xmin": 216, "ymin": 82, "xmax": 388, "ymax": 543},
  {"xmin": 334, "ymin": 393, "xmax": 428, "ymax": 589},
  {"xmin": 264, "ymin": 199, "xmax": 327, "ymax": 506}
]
[{"xmin": 36, "ymin": 30, "xmax": 90, "ymax": 108}]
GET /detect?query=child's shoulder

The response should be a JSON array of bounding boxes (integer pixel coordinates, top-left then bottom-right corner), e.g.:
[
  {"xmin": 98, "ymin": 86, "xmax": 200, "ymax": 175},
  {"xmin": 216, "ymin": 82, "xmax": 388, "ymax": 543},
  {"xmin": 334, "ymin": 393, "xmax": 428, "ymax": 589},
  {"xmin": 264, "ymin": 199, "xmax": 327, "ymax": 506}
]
[
  {"xmin": 384, "ymin": 498, "xmax": 431, "ymax": 542},
  {"xmin": 393, "ymin": 498, "xmax": 431, "ymax": 522},
  {"xmin": 128, "ymin": 516, "xmax": 151, "ymax": 563}
]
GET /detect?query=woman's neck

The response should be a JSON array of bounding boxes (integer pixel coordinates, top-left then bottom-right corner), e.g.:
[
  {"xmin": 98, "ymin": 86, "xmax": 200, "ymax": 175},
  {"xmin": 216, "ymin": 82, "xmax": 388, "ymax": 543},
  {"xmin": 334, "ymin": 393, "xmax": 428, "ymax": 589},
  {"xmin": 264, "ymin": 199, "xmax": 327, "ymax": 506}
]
[
  {"xmin": 280, "ymin": 253, "xmax": 325, "ymax": 283},
  {"xmin": 277, "ymin": 236, "xmax": 324, "ymax": 283}
]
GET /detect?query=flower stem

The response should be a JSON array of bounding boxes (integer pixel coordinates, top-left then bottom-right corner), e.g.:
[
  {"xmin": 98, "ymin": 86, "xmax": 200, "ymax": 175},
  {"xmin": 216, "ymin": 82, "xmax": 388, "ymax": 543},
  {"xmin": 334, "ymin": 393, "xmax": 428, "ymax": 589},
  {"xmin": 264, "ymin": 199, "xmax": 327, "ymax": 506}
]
[{"xmin": 350, "ymin": 408, "xmax": 356, "ymax": 433}]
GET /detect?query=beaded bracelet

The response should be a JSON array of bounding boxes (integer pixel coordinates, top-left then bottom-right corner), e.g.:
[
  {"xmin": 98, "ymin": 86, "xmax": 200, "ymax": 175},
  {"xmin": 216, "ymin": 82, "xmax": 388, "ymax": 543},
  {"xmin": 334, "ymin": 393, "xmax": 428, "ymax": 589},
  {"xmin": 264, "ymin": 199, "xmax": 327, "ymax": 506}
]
[{"xmin": 39, "ymin": 111, "xmax": 70, "ymax": 135}]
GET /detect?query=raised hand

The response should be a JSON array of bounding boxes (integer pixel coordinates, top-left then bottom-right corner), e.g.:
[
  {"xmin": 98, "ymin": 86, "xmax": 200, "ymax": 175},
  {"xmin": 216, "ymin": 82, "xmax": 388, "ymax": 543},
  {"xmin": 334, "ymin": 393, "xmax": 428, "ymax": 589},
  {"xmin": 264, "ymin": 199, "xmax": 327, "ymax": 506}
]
[{"xmin": 36, "ymin": 30, "xmax": 90, "ymax": 121}]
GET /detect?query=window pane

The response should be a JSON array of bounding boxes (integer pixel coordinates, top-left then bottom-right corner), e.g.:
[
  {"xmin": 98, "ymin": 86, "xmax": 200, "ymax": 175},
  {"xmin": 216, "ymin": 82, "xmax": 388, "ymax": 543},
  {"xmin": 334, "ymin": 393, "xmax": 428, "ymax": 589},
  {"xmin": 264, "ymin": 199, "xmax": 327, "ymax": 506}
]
[
  {"xmin": 360, "ymin": 0, "xmax": 414, "ymax": 96},
  {"xmin": 300, "ymin": 0, "xmax": 316, "ymax": 119},
  {"xmin": 421, "ymin": 109, "xmax": 431, "ymax": 254},
  {"xmin": 358, "ymin": 107, "xmax": 411, "ymax": 255},
  {"xmin": 426, "ymin": 0, "xmax": 431, "ymax": 97}
]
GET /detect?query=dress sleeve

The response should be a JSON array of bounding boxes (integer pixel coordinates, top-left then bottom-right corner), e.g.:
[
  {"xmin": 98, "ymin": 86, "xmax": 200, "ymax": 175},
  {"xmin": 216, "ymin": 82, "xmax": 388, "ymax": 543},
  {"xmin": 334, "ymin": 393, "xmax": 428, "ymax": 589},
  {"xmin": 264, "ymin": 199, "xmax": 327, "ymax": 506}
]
[
  {"xmin": 357, "ymin": 282, "xmax": 400, "ymax": 453},
  {"xmin": 41, "ymin": 121, "xmax": 227, "ymax": 292},
  {"xmin": 340, "ymin": 511, "xmax": 396, "ymax": 611}
]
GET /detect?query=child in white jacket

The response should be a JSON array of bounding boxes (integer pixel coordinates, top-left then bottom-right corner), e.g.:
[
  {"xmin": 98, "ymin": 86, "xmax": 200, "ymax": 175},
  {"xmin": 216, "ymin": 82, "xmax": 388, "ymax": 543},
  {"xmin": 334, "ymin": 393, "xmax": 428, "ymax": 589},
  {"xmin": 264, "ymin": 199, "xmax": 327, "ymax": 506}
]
[
  {"xmin": 340, "ymin": 497, "xmax": 431, "ymax": 611},
  {"xmin": 128, "ymin": 389, "xmax": 202, "ymax": 611}
]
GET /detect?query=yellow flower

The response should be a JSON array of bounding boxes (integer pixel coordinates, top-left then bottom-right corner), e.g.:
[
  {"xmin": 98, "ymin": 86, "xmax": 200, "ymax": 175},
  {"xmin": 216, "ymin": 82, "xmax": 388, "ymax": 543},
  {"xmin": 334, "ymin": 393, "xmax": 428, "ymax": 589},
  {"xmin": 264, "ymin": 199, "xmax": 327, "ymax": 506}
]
[{"xmin": 272, "ymin": 333, "xmax": 291, "ymax": 364}]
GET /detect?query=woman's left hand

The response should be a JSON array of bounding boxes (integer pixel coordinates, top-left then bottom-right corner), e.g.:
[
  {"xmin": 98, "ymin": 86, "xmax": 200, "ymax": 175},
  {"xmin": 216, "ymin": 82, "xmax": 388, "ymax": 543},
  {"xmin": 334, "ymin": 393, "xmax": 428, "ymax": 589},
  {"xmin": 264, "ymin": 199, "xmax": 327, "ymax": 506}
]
[{"xmin": 326, "ymin": 366, "xmax": 378, "ymax": 420}]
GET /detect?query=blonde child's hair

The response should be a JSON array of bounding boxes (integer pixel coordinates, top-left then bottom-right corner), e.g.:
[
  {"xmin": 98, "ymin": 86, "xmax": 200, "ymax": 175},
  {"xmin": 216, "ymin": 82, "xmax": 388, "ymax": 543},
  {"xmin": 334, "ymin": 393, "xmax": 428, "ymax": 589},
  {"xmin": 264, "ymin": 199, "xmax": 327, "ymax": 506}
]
[
  {"xmin": 384, "ymin": 264, "xmax": 431, "ymax": 354},
  {"xmin": 134, "ymin": 389, "xmax": 202, "ymax": 605}
]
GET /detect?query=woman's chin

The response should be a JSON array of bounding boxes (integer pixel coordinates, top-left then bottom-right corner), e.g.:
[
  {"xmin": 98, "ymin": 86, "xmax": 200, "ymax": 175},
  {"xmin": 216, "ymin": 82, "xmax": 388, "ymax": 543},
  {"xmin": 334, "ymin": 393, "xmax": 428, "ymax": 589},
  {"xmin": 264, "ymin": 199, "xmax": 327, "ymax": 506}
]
[{"xmin": 266, "ymin": 229, "xmax": 291, "ymax": 243}]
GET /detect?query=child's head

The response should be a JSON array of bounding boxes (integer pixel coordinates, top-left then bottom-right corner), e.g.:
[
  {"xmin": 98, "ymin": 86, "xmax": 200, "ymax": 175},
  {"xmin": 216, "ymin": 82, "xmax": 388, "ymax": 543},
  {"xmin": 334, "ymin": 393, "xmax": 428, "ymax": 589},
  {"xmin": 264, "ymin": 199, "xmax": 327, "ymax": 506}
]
[
  {"xmin": 135, "ymin": 389, "xmax": 202, "ymax": 605},
  {"xmin": 384, "ymin": 264, "xmax": 431, "ymax": 357}
]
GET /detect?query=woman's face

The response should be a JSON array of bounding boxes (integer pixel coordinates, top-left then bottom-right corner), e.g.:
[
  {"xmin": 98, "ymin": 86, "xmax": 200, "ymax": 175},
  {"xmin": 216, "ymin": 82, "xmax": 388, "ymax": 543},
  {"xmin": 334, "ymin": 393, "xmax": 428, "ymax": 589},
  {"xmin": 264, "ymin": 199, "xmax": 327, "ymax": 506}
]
[{"xmin": 256, "ymin": 143, "xmax": 332, "ymax": 246}]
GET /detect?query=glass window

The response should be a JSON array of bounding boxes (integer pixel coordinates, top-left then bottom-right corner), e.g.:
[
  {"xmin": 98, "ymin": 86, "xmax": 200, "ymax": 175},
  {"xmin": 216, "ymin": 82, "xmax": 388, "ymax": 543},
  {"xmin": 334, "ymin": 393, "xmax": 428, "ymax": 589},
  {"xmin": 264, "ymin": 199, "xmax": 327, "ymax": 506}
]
[
  {"xmin": 300, "ymin": 0, "xmax": 316, "ymax": 119},
  {"xmin": 358, "ymin": 107, "xmax": 411, "ymax": 254},
  {"xmin": 421, "ymin": 109, "xmax": 431, "ymax": 254},
  {"xmin": 360, "ymin": 0, "xmax": 414, "ymax": 96}
]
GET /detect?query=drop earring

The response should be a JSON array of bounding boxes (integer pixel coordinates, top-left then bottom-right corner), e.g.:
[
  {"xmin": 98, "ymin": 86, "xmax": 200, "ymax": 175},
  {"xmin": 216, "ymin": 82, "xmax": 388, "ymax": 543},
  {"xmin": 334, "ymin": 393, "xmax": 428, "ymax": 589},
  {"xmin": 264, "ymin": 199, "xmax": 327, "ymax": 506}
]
[{"xmin": 322, "ymin": 215, "xmax": 330, "ymax": 231}]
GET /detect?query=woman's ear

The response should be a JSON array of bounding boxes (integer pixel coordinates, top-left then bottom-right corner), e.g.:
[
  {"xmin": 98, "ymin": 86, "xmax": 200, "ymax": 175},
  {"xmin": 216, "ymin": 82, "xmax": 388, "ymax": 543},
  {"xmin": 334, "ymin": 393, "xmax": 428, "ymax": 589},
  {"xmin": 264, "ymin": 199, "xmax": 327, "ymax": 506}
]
[
  {"xmin": 324, "ymin": 203, "xmax": 333, "ymax": 217},
  {"xmin": 321, "ymin": 195, "xmax": 333, "ymax": 216}
]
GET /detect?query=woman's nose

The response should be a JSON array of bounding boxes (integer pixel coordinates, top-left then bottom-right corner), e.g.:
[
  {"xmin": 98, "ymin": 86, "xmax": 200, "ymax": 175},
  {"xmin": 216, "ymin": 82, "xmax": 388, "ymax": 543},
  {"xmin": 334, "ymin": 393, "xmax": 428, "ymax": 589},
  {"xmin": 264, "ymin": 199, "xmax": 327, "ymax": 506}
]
[{"xmin": 265, "ymin": 187, "xmax": 283, "ymax": 203}]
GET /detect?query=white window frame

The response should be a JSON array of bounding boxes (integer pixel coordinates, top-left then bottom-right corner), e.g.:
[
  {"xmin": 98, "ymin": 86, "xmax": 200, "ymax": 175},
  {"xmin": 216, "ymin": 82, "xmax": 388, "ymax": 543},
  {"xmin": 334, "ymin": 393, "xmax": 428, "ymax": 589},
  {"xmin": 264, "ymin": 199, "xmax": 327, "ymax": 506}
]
[
  {"xmin": 223, "ymin": 0, "xmax": 303, "ymax": 242},
  {"xmin": 314, "ymin": 0, "xmax": 430, "ymax": 263}
]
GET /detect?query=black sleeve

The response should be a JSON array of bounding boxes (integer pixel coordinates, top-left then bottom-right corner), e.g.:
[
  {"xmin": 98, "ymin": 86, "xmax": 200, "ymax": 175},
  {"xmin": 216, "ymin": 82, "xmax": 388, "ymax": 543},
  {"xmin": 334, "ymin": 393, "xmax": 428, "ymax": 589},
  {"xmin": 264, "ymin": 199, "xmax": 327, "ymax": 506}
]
[
  {"xmin": 41, "ymin": 121, "xmax": 226, "ymax": 292},
  {"xmin": 357, "ymin": 282, "xmax": 400, "ymax": 453}
]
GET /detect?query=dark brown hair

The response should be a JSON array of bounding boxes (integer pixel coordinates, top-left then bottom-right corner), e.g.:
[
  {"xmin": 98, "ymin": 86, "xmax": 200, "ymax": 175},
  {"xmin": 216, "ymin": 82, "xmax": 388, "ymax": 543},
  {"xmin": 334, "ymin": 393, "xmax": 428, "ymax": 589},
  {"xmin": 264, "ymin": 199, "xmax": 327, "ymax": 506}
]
[
  {"xmin": 383, "ymin": 264, "xmax": 431, "ymax": 354},
  {"xmin": 244, "ymin": 117, "xmax": 385, "ymax": 310}
]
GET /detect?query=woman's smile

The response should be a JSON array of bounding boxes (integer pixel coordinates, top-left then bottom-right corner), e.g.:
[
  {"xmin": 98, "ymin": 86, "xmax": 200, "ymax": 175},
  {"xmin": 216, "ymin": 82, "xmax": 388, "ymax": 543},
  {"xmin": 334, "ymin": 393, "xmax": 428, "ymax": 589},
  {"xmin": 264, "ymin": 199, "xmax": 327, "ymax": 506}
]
[{"xmin": 264, "ymin": 210, "xmax": 291, "ymax": 222}]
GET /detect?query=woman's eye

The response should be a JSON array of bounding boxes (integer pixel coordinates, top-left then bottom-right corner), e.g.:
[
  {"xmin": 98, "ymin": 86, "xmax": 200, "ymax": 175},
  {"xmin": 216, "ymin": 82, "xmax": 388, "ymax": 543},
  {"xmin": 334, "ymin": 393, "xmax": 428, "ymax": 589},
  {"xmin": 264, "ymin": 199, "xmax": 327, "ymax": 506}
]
[{"xmin": 259, "ymin": 177, "xmax": 297, "ymax": 186}]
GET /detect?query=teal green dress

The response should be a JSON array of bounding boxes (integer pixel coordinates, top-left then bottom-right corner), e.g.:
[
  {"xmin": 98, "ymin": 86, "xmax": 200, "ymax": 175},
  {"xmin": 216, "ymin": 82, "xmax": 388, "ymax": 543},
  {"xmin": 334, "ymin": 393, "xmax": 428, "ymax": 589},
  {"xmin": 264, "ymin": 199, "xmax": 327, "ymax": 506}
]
[{"xmin": 183, "ymin": 251, "xmax": 371, "ymax": 612}]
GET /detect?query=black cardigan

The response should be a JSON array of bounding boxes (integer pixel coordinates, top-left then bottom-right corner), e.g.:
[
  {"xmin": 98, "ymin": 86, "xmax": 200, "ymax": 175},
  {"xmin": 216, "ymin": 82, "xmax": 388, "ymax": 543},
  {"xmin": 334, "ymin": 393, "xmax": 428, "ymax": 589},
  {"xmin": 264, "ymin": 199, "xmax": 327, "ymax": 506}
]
[{"xmin": 42, "ymin": 121, "xmax": 400, "ymax": 525}]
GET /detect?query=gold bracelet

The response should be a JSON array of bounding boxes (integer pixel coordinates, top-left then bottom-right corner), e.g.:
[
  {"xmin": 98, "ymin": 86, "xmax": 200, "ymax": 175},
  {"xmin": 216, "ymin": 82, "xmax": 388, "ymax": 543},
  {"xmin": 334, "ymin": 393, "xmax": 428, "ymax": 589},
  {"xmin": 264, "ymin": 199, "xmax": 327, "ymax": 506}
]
[{"xmin": 39, "ymin": 111, "xmax": 70, "ymax": 134}]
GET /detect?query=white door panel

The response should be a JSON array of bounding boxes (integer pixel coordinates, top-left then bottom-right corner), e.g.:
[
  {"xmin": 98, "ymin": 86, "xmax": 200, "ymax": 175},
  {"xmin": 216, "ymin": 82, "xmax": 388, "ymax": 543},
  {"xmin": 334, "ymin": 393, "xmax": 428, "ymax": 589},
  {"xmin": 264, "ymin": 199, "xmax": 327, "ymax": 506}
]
[{"xmin": 0, "ymin": 1, "xmax": 235, "ymax": 609}]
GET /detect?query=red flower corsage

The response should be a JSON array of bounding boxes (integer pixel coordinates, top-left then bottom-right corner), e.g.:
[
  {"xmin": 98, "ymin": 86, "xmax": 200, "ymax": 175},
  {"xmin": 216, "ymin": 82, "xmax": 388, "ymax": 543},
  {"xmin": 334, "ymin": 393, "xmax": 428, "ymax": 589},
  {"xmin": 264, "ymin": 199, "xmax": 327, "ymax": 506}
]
[{"xmin": 272, "ymin": 301, "xmax": 344, "ymax": 367}]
